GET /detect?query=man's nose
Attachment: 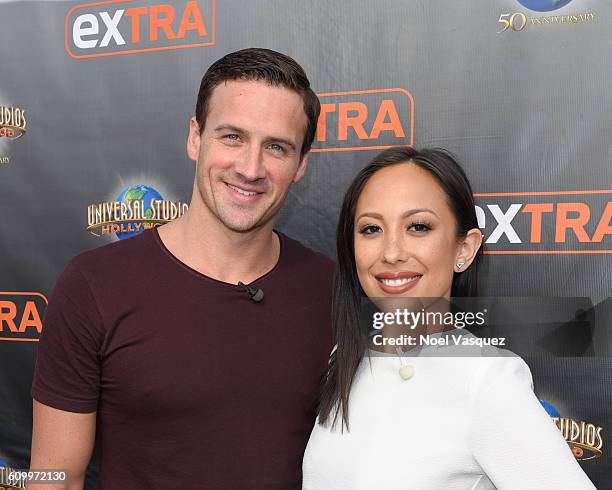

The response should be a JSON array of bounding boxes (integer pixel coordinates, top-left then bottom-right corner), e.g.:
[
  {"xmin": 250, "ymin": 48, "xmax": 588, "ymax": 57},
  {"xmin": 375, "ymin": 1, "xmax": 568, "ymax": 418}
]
[{"xmin": 235, "ymin": 144, "xmax": 266, "ymax": 181}]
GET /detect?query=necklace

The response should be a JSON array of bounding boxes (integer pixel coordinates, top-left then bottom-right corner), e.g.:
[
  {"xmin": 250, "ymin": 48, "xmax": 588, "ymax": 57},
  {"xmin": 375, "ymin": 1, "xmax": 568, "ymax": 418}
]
[{"xmin": 395, "ymin": 345, "xmax": 415, "ymax": 380}]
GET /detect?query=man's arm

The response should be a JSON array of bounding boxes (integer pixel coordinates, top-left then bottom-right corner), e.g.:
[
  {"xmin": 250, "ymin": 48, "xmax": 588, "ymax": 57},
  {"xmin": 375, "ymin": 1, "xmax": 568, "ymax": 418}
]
[{"xmin": 28, "ymin": 400, "xmax": 96, "ymax": 490}]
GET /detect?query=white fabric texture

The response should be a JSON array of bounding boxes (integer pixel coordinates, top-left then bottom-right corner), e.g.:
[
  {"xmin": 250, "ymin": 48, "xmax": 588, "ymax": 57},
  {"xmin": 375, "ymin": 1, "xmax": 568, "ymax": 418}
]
[{"xmin": 303, "ymin": 344, "xmax": 596, "ymax": 490}]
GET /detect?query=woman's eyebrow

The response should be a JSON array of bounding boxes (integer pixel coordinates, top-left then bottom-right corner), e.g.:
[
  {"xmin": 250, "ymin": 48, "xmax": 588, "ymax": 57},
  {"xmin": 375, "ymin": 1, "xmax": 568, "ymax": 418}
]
[{"xmin": 356, "ymin": 208, "xmax": 438, "ymax": 221}]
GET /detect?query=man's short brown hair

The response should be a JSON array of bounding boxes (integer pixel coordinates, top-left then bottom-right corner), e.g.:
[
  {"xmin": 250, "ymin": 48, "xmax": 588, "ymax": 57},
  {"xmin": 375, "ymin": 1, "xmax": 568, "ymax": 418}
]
[{"xmin": 195, "ymin": 48, "xmax": 320, "ymax": 157}]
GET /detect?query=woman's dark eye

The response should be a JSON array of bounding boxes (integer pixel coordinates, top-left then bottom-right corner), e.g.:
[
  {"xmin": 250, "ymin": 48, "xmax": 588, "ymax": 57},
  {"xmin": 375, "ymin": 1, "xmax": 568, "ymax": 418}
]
[
  {"xmin": 360, "ymin": 224, "xmax": 381, "ymax": 235},
  {"xmin": 409, "ymin": 223, "xmax": 430, "ymax": 232}
]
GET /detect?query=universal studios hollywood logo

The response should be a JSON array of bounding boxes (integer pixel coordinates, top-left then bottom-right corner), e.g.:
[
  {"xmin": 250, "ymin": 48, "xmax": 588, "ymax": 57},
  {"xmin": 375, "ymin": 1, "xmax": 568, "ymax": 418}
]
[
  {"xmin": 87, "ymin": 184, "xmax": 188, "ymax": 240},
  {"xmin": 0, "ymin": 106, "xmax": 27, "ymax": 139},
  {"xmin": 540, "ymin": 400, "xmax": 604, "ymax": 460}
]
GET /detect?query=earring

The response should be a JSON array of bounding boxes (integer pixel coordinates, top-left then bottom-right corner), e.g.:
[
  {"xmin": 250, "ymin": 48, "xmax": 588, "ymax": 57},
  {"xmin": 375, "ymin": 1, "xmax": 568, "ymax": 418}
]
[{"xmin": 456, "ymin": 261, "xmax": 465, "ymax": 270}]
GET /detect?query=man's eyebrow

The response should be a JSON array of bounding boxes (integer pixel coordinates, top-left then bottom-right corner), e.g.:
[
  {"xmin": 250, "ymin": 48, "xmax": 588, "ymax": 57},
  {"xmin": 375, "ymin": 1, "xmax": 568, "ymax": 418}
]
[{"xmin": 214, "ymin": 124, "xmax": 247, "ymax": 135}]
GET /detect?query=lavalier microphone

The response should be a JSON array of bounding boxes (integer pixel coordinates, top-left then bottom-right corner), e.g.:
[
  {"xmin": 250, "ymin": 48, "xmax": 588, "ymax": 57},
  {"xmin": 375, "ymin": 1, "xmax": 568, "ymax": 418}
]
[{"xmin": 238, "ymin": 281, "xmax": 264, "ymax": 303}]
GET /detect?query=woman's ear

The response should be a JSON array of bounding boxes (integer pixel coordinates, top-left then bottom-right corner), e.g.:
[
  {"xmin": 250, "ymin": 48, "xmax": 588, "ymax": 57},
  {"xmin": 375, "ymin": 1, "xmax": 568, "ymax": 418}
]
[{"xmin": 454, "ymin": 228, "xmax": 483, "ymax": 273}]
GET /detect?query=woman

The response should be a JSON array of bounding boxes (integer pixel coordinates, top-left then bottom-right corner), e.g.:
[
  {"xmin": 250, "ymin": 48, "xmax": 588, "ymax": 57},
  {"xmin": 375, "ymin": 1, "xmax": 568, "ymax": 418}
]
[{"xmin": 302, "ymin": 147, "xmax": 595, "ymax": 489}]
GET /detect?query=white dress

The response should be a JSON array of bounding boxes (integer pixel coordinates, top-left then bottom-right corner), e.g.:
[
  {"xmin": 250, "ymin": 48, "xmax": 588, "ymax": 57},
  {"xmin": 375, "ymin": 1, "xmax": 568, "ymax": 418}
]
[{"xmin": 303, "ymin": 338, "xmax": 596, "ymax": 490}]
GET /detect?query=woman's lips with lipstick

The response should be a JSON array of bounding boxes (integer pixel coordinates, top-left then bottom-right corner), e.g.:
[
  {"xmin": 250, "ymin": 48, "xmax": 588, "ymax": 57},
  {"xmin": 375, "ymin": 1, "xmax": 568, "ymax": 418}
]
[{"xmin": 375, "ymin": 271, "xmax": 422, "ymax": 294}]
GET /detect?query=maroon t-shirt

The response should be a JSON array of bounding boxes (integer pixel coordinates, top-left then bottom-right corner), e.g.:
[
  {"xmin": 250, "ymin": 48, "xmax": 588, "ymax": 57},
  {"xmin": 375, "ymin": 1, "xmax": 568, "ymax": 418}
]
[{"xmin": 31, "ymin": 228, "xmax": 334, "ymax": 489}]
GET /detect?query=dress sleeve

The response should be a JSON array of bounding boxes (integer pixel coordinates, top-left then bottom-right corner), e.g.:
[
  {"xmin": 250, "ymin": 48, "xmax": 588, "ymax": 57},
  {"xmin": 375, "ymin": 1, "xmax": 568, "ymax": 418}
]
[
  {"xmin": 465, "ymin": 356, "xmax": 596, "ymax": 490},
  {"xmin": 31, "ymin": 258, "xmax": 104, "ymax": 413}
]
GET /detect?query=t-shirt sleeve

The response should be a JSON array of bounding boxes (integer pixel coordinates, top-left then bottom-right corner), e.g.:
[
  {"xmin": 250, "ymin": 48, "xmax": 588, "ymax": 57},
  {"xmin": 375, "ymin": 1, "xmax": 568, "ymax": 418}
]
[
  {"xmin": 465, "ymin": 356, "xmax": 596, "ymax": 490},
  {"xmin": 31, "ymin": 258, "xmax": 104, "ymax": 413}
]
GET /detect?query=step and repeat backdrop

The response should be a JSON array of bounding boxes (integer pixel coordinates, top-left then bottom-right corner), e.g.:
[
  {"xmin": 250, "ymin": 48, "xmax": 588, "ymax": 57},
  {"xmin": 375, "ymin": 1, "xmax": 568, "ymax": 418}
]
[{"xmin": 1, "ymin": 0, "xmax": 611, "ymax": 487}]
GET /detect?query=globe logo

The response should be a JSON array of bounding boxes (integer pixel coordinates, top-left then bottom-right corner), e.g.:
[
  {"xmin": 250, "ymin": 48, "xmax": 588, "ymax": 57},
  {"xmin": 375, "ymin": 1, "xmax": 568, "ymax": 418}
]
[
  {"xmin": 115, "ymin": 184, "xmax": 163, "ymax": 240},
  {"xmin": 516, "ymin": 0, "xmax": 574, "ymax": 12}
]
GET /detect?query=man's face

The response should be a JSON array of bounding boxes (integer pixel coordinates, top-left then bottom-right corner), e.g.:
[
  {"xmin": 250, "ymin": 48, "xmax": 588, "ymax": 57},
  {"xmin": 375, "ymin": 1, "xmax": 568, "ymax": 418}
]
[{"xmin": 187, "ymin": 79, "xmax": 309, "ymax": 233}]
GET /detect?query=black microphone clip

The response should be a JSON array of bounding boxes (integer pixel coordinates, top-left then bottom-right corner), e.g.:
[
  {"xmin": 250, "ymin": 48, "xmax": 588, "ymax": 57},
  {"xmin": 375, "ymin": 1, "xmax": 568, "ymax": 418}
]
[{"xmin": 238, "ymin": 281, "xmax": 264, "ymax": 303}]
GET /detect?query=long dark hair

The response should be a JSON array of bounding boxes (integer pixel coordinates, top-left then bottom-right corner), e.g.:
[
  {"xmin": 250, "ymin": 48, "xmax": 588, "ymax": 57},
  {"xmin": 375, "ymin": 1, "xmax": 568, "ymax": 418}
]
[{"xmin": 318, "ymin": 147, "xmax": 483, "ymax": 430}]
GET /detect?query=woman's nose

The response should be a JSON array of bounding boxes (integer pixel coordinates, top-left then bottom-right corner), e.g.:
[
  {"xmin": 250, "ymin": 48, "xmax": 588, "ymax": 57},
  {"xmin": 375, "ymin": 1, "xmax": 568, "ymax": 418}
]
[{"xmin": 382, "ymin": 233, "xmax": 409, "ymax": 264}]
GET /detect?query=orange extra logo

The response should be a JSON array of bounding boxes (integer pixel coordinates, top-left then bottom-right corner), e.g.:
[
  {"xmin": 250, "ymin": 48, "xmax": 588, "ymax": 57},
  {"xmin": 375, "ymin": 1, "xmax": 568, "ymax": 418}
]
[
  {"xmin": 65, "ymin": 0, "xmax": 215, "ymax": 59},
  {"xmin": 311, "ymin": 89, "xmax": 414, "ymax": 153},
  {"xmin": 0, "ymin": 292, "xmax": 48, "ymax": 342},
  {"xmin": 475, "ymin": 190, "xmax": 612, "ymax": 254}
]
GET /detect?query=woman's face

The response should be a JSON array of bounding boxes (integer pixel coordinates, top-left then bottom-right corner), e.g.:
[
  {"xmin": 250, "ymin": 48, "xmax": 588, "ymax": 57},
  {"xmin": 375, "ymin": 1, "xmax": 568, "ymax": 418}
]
[{"xmin": 354, "ymin": 162, "xmax": 468, "ymax": 300}]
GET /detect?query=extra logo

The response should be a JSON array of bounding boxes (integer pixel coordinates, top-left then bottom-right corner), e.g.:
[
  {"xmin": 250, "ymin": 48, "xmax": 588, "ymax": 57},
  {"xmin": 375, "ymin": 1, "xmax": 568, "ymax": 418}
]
[
  {"xmin": 498, "ymin": 0, "xmax": 594, "ymax": 33},
  {"xmin": 87, "ymin": 183, "xmax": 188, "ymax": 240},
  {"xmin": 540, "ymin": 400, "xmax": 604, "ymax": 460},
  {"xmin": 475, "ymin": 190, "xmax": 611, "ymax": 254},
  {"xmin": 66, "ymin": 0, "xmax": 215, "ymax": 59},
  {"xmin": 0, "ymin": 292, "xmax": 47, "ymax": 343},
  {"xmin": 312, "ymin": 89, "xmax": 413, "ymax": 153}
]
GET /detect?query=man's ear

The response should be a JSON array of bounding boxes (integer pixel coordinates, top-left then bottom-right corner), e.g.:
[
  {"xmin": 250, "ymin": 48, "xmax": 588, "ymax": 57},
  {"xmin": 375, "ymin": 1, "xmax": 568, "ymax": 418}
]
[
  {"xmin": 187, "ymin": 117, "xmax": 201, "ymax": 162},
  {"xmin": 293, "ymin": 153, "xmax": 309, "ymax": 183},
  {"xmin": 454, "ymin": 228, "xmax": 483, "ymax": 273}
]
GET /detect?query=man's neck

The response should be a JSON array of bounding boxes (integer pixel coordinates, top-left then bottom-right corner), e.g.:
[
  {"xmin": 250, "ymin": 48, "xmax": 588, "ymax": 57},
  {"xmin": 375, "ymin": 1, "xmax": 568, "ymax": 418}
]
[{"xmin": 157, "ymin": 203, "xmax": 280, "ymax": 285}]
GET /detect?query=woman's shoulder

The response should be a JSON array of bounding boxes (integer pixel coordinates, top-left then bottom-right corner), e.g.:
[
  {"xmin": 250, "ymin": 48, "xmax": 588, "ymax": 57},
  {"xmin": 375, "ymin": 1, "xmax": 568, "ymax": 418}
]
[
  {"xmin": 413, "ymin": 330, "xmax": 535, "ymax": 401},
  {"xmin": 463, "ymin": 353, "xmax": 533, "ymax": 401}
]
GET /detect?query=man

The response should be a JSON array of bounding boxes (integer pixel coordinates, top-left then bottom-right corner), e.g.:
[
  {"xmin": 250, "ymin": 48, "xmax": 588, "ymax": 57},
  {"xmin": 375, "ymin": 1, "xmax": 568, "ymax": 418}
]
[{"xmin": 30, "ymin": 48, "xmax": 334, "ymax": 489}]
